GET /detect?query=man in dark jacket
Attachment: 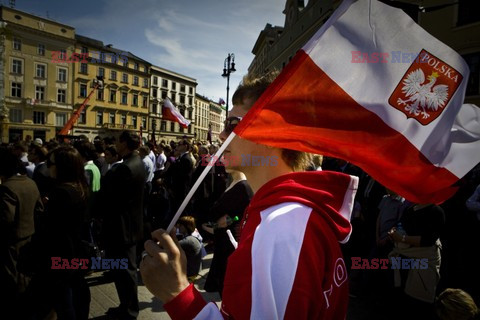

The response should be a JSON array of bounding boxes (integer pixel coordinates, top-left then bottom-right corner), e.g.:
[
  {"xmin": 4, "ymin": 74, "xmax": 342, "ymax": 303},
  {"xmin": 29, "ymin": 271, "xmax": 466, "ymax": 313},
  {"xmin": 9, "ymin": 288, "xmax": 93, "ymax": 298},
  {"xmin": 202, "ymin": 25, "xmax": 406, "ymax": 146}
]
[{"xmin": 98, "ymin": 130, "xmax": 146, "ymax": 319}]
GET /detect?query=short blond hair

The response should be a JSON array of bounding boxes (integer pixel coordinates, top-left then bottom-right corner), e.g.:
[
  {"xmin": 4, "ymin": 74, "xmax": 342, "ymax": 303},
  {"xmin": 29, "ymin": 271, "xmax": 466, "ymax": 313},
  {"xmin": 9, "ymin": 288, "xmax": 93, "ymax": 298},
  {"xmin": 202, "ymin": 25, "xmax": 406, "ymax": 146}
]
[
  {"xmin": 435, "ymin": 288, "xmax": 479, "ymax": 320},
  {"xmin": 233, "ymin": 71, "xmax": 312, "ymax": 171}
]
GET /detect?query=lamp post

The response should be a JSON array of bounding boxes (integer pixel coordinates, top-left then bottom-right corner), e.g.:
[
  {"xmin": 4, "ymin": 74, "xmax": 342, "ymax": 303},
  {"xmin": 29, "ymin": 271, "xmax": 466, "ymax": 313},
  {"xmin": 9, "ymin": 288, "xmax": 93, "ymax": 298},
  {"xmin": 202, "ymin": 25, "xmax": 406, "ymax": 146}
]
[{"xmin": 222, "ymin": 53, "xmax": 236, "ymax": 120}]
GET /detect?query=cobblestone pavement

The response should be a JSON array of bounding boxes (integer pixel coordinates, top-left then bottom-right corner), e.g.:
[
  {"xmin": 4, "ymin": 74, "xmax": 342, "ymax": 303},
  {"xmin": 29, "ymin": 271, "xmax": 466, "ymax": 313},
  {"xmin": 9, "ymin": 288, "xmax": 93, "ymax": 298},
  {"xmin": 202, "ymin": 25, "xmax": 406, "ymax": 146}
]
[{"xmin": 88, "ymin": 253, "xmax": 220, "ymax": 320}]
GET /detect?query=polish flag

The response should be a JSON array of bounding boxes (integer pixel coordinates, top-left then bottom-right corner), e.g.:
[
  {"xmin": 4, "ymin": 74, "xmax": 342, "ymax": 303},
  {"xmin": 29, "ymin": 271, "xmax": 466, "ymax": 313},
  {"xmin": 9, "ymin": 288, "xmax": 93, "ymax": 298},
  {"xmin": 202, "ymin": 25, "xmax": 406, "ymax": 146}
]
[
  {"xmin": 162, "ymin": 98, "xmax": 190, "ymax": 129},
  {"xmin": 234, "ymin": 0, "xmax": 480, "ymax": 204}
]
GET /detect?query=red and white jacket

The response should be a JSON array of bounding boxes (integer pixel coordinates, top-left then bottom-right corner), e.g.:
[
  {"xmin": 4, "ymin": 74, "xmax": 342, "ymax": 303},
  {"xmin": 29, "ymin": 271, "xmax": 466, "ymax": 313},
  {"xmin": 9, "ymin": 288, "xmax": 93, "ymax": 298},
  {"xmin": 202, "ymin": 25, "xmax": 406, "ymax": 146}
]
[{"xmin": 164, "ymin": 171, "xmax": 358, "ymax": 319}]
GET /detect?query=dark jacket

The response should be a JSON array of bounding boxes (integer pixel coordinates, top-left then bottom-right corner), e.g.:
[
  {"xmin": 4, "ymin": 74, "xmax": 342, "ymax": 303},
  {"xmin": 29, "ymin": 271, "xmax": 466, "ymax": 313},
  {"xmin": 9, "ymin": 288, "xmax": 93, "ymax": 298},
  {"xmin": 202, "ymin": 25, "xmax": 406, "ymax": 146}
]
[{"xmin": 99, "ymin": 152, "xmax": 146, "ymax": 245}]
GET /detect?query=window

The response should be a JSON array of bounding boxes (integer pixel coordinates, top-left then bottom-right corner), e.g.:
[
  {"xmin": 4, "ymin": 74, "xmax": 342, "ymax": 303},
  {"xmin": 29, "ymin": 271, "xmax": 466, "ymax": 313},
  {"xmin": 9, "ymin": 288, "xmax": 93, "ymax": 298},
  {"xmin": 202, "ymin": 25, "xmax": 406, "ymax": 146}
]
[
  {"xmin": 162, "ymin": 91, "xmax": 167, "ymax": 99},
  {"xmin": 57, "ymin": 89, "xmax": 66, "ymax": 103},
  {"xmin": 56, "ymin": 113, "xmax": 67, "ymax": 126},
  {"xmin": 171, "ymin": 82, "xmax": 176, "ymax": 90},
  {"xmin": 33, "ymin": 111, "xmax": 45, "ymax": 124},
  {"xmin": 36, "ymin": 64, "xmax": 46, "ymax": 78},
  {"xmin": 97, "ymin": 89, "xmax": 104, "ymax": 100},
  {"xmin": 58, "ymin": 68, "xmax": 67, "ymax": 82},
  {"xmin": 189, "ymin": 87, "xmax": 193, "ymax": 94},
  {"xmin": 161, "ymin": 121, "xmax": 166, "ymax": 131},
  {"xmin": 80, "ymin": 83, "xmax": 87, "ymax": 97},
  {"xmin": 171, "ymin": 93, "xmax": 176, "ymax": 101},
  {"xmin": 96, "ymin": 111, "xmax": 103, "ymax": 125},
  {"xmin": 122, "ymin": 73, "xmax": 128, "ymax": 83},
  {"xmin": 81, "ymin": 46, "xmax": 88, "ymax": 54},
  {"xmin": 133, "ymin": 76, "xmax": 139, "ymax": 86},
  {"xmin": 180, "ymin": 84, "xmax": 185, "ymax": 93},
  {"xmin": 98, "ymin": 67, "xmax": 105, "ymax": 78},
  {"xmin": 142, "ymin": 96, "xmax": 147, "ymax": 108},
  {"xmin": 188, "ymin": 97, "xmax": 192, "ymax": 105},
  {"xmin": 463, "ymin": 52, "xmax": 480, "ymax": 96},
  {"xmin": 121, "ymin": 92, "xmax": 128, "ymax": 104},
  {"xmin": 121, "ymin": 114, "xmax": 126, "ymax": 125},
  {"xmin": 170, "ymin": 122, "xmax": 175, "ymax": 131},
  {"xmin": 132, "ymin": 94, "xmax": 138, "ymax": 106},
  {"xmin": 123, "ymin": 60, "xmax": 128, "ymax": 67},
  {"xmin": 80, "ymin": 63, "xmax": 88, "ymax": 74},
  {"xmin": 11, "ymin": 82, "xmax": 21, "ymax": 97},
  {"xmin": 142, "ymin": 117, "xmax": 147, "ymax": 129},
  {"xmin": 132, "ymin": 115, "xmax": 137, "ymax": 128},
  {"xmin": 79, "ymin": 109, "xmax": 86, "ymax": 124},
  {"xmin": 59, "ymin": 49, "xmax": 67, "ymax": 60},
  {"xmin": 9, "ymin": 109, "xmax": 22, "ymax": 122},
  {"xmin": 13, "ymin": 37, "xmax": 21, "ymax": 50},
  {"xmin": 109, "ymin": 112, "xmax": 115, "ymax": 124},
  {"xmin": 180, "ymin": 95, "xmax": 185, "ymax": 104},
  {"xmin": 35, "ymin": 86, "xmax": 45, "ymax": 100},
  {"xmin": 153, "ymin": 76, "xmax": 158, "ymax": 85},
  {"xmin": 38, "ymin": 44, "xmax": 45, "ymax": 56},
  {"xmin": 12, "ymin": 59, "xmax": 22, "ymax": 74},
  {"xmin": 110, "ymin": 70, "xmax": 117, "ymax": 80},
  {"xmin": 162, "ymin": 79, "xmax": 168, "ymax": 87},
  {"xmin": 134, "ymin": 62, "xmax": 139, "ymax": 70},
  {"xmin": 153, "ymin": 89, "xmax": 157, "ymax": 98},
  {"xmin": 110, "ymin": 89, "xmax": 116, "ymax": 102},
  {"xmin": 143, "ymin": 78, "xmax": 148, "ymax": 87}
]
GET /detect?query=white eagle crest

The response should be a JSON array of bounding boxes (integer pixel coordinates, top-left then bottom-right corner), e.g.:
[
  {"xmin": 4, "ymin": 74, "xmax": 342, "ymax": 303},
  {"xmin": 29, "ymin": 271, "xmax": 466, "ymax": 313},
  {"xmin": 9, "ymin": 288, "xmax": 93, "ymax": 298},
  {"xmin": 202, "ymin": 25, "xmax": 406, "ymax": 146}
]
[{"xmin": 397, "ymin": 69, "xmax": 449, "ymax": 119}]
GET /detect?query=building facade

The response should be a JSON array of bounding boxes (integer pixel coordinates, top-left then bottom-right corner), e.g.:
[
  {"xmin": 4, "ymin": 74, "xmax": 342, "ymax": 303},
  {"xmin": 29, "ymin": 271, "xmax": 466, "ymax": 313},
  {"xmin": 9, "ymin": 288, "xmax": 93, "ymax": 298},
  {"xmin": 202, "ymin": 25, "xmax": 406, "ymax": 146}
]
[
  {"xmin": 72, "ymin": 35, "xmax": 151, "ymax": 141},
  {"xmin": 194, "ymin": 93, "xmax": 210, "ymax": 142},
  {"xmin": 0, "ymin": 6, "xmax": 76, "ymax": 143},
  {"xmin": 151, "ymin": 65, "xmax": 197, "ymax": 143},
  {"xmin": 209, "ymin": 100, "xmax": 225, "ymax": 144}
]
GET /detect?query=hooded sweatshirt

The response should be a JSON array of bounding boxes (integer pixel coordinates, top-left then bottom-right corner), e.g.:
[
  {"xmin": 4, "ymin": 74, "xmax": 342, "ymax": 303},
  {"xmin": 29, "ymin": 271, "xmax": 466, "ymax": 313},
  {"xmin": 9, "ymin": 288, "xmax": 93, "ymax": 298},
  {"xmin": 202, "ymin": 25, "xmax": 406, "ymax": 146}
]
[{"xmin": 164, "ymin": 171, "xmax": 358, "ymax": 320}]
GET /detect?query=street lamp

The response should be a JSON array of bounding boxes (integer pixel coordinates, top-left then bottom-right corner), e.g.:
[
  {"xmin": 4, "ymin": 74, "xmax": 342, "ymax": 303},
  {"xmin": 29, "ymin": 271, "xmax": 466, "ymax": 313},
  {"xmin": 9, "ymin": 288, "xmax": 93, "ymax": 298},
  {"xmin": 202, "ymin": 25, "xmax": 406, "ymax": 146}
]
[{"xmin": 222, "ymin": 53, "xmax": 236, "ymax": 119}]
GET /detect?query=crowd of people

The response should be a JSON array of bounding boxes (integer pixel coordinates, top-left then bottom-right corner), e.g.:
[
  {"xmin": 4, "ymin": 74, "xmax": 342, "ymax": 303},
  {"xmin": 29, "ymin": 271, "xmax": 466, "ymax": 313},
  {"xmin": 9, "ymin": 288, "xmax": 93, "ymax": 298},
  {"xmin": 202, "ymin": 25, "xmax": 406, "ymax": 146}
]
[{"xmin": 1, "ymin": 82, "xmax": 479, "ymax": 319}]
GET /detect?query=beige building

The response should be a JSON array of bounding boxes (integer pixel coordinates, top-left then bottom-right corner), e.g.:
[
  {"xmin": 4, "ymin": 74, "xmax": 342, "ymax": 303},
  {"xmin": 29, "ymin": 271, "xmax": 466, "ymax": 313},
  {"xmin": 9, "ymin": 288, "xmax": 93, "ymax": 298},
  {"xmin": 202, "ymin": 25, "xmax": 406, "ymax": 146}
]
[
  {"xmin": 194, "ymin": 94, "xmax": 210, "ymax": 142},
  {"xmin": 151, "ymin": 65, "xmax": 197, "ymax": 143},
  {"xmin": 0, "ymin": 6, "xmax": 76, "ymax": 143},
  {"xmin": 209, "ymin": 100, "xmax": 225, "ymax": 144},
  {"xmin": 72, "ymin": 35, "xmax": 151, "ymax": 141}
]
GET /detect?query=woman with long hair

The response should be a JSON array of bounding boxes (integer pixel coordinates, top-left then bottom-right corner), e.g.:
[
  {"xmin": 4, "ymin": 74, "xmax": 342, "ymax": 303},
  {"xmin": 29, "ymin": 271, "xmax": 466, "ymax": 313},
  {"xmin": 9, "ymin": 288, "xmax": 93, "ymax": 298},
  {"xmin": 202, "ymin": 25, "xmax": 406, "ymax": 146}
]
[{"xmin": 32, "ymin": 146, "xmax": 91, "ymax": 319}]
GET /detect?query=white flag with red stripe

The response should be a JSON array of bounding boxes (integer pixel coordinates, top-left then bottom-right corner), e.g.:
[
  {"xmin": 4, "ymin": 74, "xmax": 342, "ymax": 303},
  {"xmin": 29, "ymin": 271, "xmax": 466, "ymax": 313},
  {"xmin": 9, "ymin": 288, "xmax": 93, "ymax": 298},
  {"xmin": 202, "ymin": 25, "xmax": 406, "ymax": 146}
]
[
  {"xmin": 234, "ymin": 0, "xmax": 480, "ymax": 204},
  {"xmin": 162, "ymin": 97, "xmax": 190, "ymax": 129}
]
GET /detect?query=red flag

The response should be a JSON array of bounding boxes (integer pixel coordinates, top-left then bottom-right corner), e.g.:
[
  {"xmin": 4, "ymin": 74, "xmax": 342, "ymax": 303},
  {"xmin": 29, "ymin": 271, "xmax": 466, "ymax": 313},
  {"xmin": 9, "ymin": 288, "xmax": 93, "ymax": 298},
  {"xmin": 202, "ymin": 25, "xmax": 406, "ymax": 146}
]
[
  {"xmin": 219, "ymin": 98, "xmax": 226, "ymax": 105},
  {"xmin": 234, "ymin": 0, "xmax": 480, "ymax": 204},
  {"xmin": 162, "ymin": 98, "xmax": 190, "ymax": 129}
]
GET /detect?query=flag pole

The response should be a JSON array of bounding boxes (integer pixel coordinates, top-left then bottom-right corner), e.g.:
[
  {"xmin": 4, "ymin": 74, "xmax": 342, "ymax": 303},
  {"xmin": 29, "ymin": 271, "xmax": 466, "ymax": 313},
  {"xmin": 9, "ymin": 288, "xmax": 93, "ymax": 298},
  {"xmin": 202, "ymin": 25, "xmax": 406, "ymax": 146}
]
[{"xmin": 166, "ymin": 132, "xmax": 237, "ymax": 233}]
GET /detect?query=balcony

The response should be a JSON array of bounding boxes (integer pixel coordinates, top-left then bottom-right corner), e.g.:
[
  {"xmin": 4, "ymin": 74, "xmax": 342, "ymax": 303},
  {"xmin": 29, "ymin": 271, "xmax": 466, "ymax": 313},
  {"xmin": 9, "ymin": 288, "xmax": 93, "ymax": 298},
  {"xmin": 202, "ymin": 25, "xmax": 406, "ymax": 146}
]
[{"xmin": 101, "ymin": 123, "xmax": 134, "ymax": 130}]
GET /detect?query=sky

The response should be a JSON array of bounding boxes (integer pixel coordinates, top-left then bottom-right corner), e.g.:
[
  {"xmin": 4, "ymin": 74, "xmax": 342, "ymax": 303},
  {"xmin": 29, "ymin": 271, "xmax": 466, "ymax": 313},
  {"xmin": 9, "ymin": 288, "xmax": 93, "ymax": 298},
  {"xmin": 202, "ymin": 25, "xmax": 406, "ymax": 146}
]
[{"xmin": 10, "ymin": 0, "xmax": 287, "ymax": 106}]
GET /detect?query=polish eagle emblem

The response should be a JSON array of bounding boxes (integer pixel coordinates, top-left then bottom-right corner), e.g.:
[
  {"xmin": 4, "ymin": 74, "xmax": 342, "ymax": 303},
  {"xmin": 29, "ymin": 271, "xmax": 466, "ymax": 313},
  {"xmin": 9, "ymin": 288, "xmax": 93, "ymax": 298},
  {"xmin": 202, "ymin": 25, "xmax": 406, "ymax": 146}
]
[{"xmin": 396, "ymin": 69, "xmax": 449, "ymax": 119}]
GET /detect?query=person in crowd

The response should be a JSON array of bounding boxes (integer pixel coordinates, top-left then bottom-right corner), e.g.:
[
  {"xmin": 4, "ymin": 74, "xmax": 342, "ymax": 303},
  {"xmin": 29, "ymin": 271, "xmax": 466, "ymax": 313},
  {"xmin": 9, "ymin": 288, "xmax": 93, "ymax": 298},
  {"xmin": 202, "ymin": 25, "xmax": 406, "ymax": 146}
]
[
  {"xmin": 138, "ymin": 145, "xmax": 155, "ymax": 195},
  {"xmin": 28, "ymin": 143, "xmax": 53, "ymax": 201},
  {"xmin": 140, "ymin": 72, "xmax": 358, "ymax": 319},
  {"xmin": 466, "ymin": 184, "xmax": 480, "ymax": 221},
  {"xmin": 155, "ymin": 144, "xmax": 167, "ymax": 173},
  {"xmin": 74, "ymin": 140, "xmax": 101, "ymax": 193},
  {"xmin": 435, "ymin": 288, "xmax": 479, "ymax": 320},
  {"xmin": 388, "ymin": 202, "xmax": 446, "ymax": 319},
  {"xmin": 175, "ymin": 216, "xmax": 204, "ymax": 282},
  {"xmin": 376, "ymin": 188, "xmax": 405, "ymax": 256},
  {"xmin": 96, "ymin": 130, "xmax": 146, "ymax": 319},
  {"xmin": 146, "ymin": 142, "xmax": 157, "ymax": 167},
  {"xmin": 202, "ymin": 169, "xmax": 253, "ymax": 296},
  {"xmin": 94, "ymin": 138, "xmax": 109, "ymax": 176},
  {"xmin": 12, "ymin": 141, "xmax": 33, "ymax": 177},
  {"xmin": 0, "ymin": 147, "xmax": 43, "ymax": 318},
  {"xmin": 163, "ymin": 139, "xmax": 195, "ymax": 213},
  {"xmin": 32, "ymin": 146, "xmax": 91, "ymax": 319},
  {"xmin": 104, "ymin": 144, "xmax": 123, "ymax": 173}
]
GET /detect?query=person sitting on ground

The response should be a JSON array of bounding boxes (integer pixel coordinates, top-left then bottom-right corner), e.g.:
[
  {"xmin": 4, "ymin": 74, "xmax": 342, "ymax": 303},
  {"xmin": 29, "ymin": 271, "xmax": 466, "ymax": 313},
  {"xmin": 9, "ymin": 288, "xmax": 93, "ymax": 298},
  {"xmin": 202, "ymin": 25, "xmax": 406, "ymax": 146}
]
[{"xmin": 175, "ymin": 216, "xmax": 203, "ymax": 282}]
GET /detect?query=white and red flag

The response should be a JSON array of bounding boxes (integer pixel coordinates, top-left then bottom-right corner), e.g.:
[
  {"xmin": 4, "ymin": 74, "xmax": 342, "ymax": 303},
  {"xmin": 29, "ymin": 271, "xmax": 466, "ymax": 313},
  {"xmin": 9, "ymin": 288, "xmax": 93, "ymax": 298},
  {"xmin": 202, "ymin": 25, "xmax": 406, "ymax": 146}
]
[
  {"xmin": 234, "ymin": 0, "xmax": 480, "ymax": 204},
  {"xmin": 162, "ymin": 97, "xmax": 190, "ymax": 129}
]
